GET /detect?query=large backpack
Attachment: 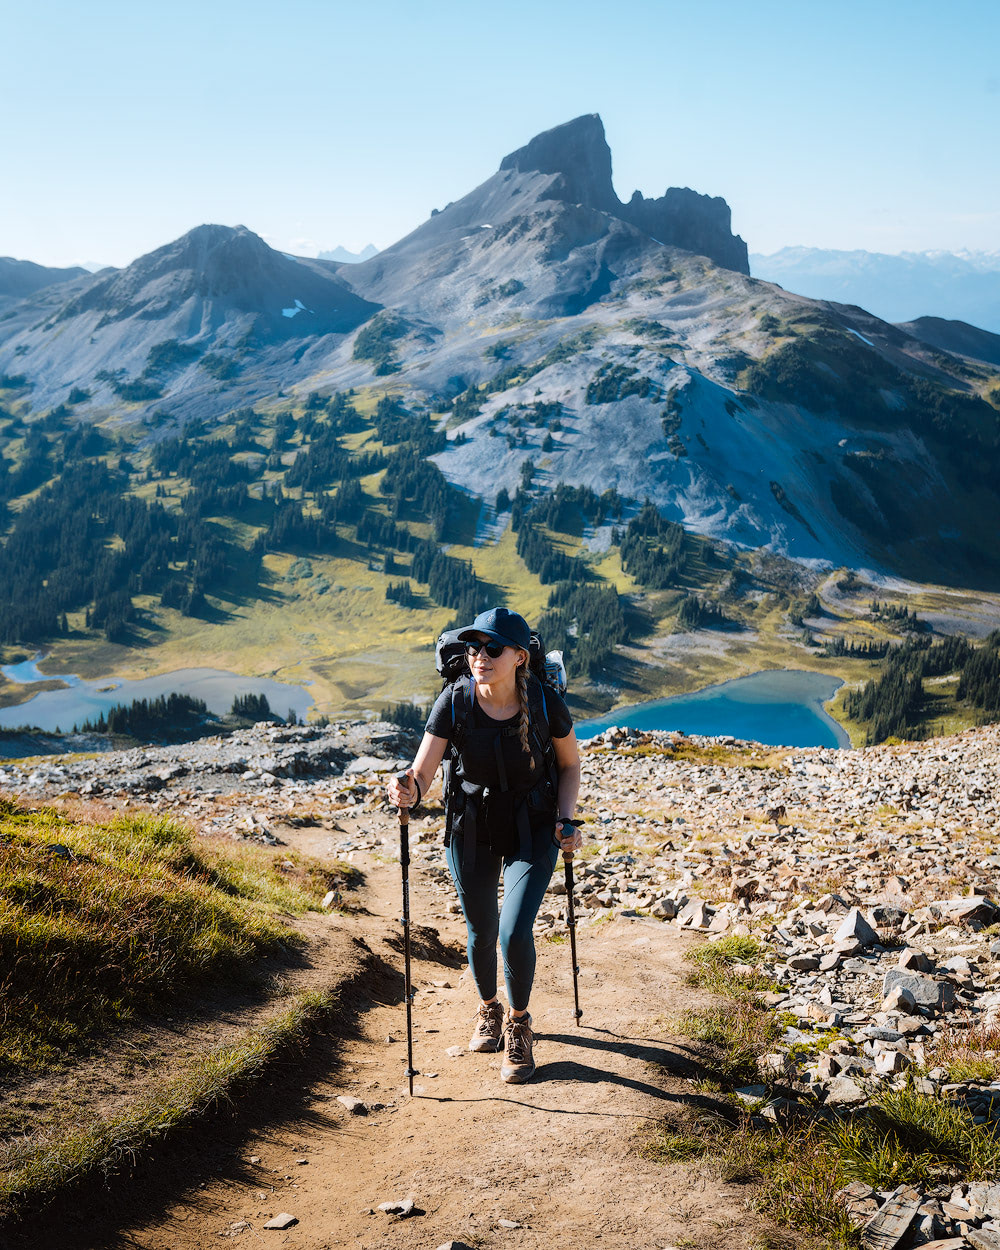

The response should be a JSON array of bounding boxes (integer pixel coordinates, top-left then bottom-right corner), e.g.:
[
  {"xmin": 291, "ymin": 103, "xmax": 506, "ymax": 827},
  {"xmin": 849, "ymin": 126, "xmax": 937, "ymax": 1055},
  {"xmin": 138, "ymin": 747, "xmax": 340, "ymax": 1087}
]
[{"xmin": 433, "ymin": 628, "xmax": 566, "ymax": 866}]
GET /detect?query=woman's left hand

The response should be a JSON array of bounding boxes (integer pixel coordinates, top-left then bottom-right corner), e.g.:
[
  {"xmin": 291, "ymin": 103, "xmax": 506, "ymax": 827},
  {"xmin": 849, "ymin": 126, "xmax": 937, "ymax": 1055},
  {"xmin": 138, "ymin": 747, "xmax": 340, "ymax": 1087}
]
[{"xmin": 555, "ymin": 820, "xmax": 583, "ymax": 854}]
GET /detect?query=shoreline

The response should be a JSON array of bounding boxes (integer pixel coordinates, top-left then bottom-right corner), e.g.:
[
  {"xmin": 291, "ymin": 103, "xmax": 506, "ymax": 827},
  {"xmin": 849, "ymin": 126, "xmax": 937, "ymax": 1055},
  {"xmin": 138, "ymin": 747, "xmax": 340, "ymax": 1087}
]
[
  {"xmin": 0, "ymin": 662, "xmax": 314, "ymax": 733},
  {"xmin": 575, "ymin": 667, "xmax": 850, "ymax": 748}
]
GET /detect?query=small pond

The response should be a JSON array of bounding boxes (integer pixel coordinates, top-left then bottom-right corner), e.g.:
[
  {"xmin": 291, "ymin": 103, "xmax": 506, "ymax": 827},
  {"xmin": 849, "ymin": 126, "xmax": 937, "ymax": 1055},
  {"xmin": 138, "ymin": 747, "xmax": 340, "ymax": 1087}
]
[{"xmin": 0, "ymin": 659, "xmax": 314, "ymax": 733}]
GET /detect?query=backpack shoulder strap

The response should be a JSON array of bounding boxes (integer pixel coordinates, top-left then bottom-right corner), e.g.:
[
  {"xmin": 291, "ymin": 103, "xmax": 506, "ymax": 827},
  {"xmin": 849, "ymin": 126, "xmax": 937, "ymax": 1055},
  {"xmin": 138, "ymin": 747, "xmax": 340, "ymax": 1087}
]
[
  {"xmin": 449, "ymin": 675, "xmax": 475, "ymax": 748},
  {"xmin": 526, "ymin": 674, "xmax": 553, "ymax": 755}
]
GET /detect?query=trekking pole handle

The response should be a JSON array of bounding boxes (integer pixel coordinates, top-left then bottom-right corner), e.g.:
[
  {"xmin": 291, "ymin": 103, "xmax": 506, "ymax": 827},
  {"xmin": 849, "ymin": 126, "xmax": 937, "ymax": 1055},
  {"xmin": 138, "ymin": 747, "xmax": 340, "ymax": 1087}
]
[
  {"xmin": 558, "ymin": 818, "xmax": 580, "ymax": 862},
  {"xmin": 394, "ymin": 770, "xmax": 421, "ymax": 815}
]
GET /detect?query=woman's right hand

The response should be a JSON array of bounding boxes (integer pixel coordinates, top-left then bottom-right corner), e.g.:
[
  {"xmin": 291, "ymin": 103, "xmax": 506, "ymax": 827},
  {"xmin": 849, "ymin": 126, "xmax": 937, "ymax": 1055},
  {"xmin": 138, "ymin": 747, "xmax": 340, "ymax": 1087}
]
[{"xmin": 387, "ymin": 770, "xmax": 417, "ymax": 809}]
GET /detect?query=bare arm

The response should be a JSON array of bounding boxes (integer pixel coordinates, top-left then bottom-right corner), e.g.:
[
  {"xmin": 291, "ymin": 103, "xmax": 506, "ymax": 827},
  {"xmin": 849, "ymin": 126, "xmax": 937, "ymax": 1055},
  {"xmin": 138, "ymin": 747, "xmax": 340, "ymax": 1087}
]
[
  {"xmin": 386, "ymin": 731, "xmax": 449, "ymax": 808},
  {"xmin": 552, "ymin": 728, "xmax": 582, "ymax": 852}
]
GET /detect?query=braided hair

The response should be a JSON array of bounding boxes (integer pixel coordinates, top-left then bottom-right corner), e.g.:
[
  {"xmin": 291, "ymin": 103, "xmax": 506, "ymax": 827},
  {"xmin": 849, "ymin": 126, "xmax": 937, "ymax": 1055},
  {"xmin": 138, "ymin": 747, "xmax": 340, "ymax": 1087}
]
[{"xmin": 515, "ymin": 653, "xmax": 534, "ymax": 763}]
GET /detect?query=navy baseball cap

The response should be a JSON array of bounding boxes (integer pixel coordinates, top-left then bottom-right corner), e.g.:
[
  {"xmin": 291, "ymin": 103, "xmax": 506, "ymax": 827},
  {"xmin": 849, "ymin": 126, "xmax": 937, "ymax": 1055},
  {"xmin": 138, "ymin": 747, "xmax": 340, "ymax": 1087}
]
[{"xmin": 457, "ymin": 607, "xmax": 531, "ymax": 651}]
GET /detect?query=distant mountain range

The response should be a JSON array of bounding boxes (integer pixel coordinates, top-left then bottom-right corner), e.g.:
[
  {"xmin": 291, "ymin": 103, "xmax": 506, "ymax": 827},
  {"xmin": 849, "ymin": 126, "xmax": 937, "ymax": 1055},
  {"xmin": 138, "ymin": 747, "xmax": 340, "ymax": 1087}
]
[
  {"xmin": 317, "ymin": 244, "xmax": 380, "ymax": 264},
  {"xmin": 1, "ymin": 114, "xmax": 998, "ymax": 588},
  {"xmin": 751, "ymin": 247, "xmax": 1000, "ymax": 334}
]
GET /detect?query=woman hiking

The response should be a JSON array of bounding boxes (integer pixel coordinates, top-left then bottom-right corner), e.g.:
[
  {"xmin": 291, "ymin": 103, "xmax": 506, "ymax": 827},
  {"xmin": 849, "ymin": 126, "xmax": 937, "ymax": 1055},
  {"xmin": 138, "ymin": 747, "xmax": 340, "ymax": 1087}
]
[{"xmin": 387, "ymin": 607, "xmax": 581, "ymax": 1083}]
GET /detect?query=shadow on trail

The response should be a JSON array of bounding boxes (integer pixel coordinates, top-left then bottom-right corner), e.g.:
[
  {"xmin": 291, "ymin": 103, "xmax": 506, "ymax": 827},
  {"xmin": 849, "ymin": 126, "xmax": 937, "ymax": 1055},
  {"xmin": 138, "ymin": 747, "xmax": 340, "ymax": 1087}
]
[
  {"xmin": 422, "ymin": 1024, "xmax": 717, "ymax": 1116},
  {"xmin": 544, "ymin": 1026, "xmax": 706, "ymax": 1079}
]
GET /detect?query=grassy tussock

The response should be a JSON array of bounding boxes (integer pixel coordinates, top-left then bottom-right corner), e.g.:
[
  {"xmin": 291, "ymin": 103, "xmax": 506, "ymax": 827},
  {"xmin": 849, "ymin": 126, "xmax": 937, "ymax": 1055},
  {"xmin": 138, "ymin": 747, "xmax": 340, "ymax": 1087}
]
[
  {"xmin": 931, "ymin": 1019, "xmax": 1000, "ymax": 1083},
  {"xmin": 0, "ymin": 988, "xmax": 332, "ymax": 1219},
  {"xmin": 676, "ymin": 996, "xmax": 782, "ymax": 1087},
  {"xmin": 684, "ymin": 935, "xmax": 781, "ymax": 998},
  {"xmin": 832, "ymin": 1085, "xmax": 1000, "ymax": 1187},
  {"xmin": 0, "ymin": 797, "xmax": 339, "ymax": 1072}
]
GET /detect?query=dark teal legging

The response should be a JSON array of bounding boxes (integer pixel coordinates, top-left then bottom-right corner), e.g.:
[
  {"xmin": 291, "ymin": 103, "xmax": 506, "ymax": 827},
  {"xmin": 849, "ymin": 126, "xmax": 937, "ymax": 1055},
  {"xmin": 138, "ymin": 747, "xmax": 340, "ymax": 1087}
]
[{"xmin": 445, "ymin": 831, "xmax": 559, "ymax": 1012}]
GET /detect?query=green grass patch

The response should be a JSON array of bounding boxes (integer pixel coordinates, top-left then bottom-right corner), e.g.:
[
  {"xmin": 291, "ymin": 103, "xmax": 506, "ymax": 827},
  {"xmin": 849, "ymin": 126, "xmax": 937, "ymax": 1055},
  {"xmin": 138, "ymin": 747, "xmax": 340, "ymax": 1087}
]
[
  {"xmin": 639, "ymin": 1128, "xmax": 709, "ymax": 1162},
  {"xmin": 595, "ymin": 740, "xmax": 788, "ymax": 772},
  {"xmin": 684, "ymin": 936, "xmax": 780, "ymax": 998},
  {"xmin": 931, "ymin": 1020, "xmax": 1000, "ymax": 1083},
  {"xmin": 0, "ymin": 799, "xmax": 337, "ymax": 1073},
  {"xmin": 0, "ymin": 987, "xmax": 334, "ymax": 1221},
  {"xmin": 675, "ymin": 999, "xmax": 782, "ymax": 1087},
  {"xmin": 832, "ymin": 1085, "xmax": 1000, "ymax": 1187}
]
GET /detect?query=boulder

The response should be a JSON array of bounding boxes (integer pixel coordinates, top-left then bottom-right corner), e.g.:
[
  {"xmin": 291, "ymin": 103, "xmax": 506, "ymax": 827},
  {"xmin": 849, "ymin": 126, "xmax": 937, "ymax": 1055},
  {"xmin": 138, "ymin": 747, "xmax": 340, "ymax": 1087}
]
[
  {"xmin": 882, "ymin": 969, "xmax": 954, "ymax": 1011},
  {"xmin": 824, "ymin": 1076, "xmax": 867, "ymax": 1106},
  {"xmin": 834, "ymin": 908, "xmax": 880, "ymax": 949}
]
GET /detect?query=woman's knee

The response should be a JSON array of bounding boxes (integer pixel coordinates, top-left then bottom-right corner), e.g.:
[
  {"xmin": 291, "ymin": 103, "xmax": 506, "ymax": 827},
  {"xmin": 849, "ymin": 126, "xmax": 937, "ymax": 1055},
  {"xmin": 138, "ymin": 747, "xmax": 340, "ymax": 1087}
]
[
  {"xmin": 499, "ymin": 914, "xmax": 535, "ymax": 958},
  {"xmin": 470, "ymin": 921, "xmax": 500, "ymax": 951}
]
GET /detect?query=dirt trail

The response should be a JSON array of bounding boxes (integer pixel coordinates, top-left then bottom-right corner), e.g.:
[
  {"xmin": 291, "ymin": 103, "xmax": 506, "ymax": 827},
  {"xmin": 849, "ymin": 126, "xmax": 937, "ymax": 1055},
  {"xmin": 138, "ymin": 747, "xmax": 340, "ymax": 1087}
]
[{"xmin": 54, "ymin": 811, "xmax": 778, "ymax": 1250}]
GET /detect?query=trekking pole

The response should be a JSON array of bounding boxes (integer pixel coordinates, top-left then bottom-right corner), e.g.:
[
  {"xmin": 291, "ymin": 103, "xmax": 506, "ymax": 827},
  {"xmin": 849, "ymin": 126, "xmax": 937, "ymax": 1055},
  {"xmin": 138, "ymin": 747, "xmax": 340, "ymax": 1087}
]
[
  {"xmin": 396, "ymin": 775, "xmax": 418, "ymax": 1095},
  {"xmin": 562, "ymin": 822, "xmax": 582, "ymax": 1026}
]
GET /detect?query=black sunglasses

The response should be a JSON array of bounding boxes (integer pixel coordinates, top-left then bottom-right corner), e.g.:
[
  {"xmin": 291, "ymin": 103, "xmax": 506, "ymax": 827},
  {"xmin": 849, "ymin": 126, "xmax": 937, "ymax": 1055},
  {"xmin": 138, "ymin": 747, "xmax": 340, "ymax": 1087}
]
[{"xmin": 465, "ymin": 640, "xmax": 507, "ymax": 659}]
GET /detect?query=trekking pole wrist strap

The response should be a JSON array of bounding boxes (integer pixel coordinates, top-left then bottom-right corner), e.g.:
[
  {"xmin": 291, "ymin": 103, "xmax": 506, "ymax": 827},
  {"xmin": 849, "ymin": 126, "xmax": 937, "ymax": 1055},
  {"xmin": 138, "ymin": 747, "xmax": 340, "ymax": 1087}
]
[{"xmin": 411, "ymin": 776, "xmax": 423, "ymax": 812}]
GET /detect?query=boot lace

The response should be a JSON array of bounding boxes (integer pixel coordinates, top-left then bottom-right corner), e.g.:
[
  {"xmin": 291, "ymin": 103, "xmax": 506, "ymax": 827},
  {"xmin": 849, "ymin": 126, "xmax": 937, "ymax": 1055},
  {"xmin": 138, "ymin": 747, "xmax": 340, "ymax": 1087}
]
[
  {"xmin": 474, "ymin": 1002, "xmax": 502, "ymax": 1033},
  {"xmin": 505, "ymin": 1017, "xmax": 531, "ymax": 1062}
]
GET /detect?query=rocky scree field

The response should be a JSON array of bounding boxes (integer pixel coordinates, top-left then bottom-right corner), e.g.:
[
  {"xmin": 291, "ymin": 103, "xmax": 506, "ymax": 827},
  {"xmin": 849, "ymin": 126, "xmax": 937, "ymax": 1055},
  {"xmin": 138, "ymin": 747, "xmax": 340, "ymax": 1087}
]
[{"xmin": 3, "ymin": 719, "xmax": 1000, "ymax": 1246}]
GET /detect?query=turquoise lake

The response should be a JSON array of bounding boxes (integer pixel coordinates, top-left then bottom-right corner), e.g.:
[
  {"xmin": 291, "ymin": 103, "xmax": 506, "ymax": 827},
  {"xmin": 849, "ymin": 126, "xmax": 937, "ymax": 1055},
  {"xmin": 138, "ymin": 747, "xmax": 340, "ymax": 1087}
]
[
  {"xmin": 0, "ymin": 659, "xmax": 314, "ymax": 733},
  {"xmin": 576, "ymin": 669, "xmax": 849, "ymax": 748}
]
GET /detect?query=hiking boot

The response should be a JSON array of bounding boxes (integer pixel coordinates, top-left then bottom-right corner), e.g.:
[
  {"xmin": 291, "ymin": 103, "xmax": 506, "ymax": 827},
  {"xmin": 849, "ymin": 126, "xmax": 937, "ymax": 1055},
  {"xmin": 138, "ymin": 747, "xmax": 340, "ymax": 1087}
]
[
  {"xmin": 469, "ymin": 1000, "xmax": 504, "ymax": 1052},
  {"xmin": 501, "ymin": 1011, "xmax": 535, "ymax": 1083}
]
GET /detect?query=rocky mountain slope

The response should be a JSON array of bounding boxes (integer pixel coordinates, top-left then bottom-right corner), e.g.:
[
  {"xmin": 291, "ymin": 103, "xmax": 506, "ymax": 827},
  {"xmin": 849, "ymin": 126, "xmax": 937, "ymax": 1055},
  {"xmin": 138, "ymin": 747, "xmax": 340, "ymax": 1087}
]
[
  {"xmin": 0, "ymin": 115, "xmax": 998, "ymax": 587},
  {"xmin": 0, "ymin": 256, "xmax": 88, "ymax": 307},
  {"xmin": 0, "ymin": 225, "xmax": 378, "ymax": 420},
  {"xmin": 899, "ymin": 316, "xmax": 1000, "ymax": 368}
]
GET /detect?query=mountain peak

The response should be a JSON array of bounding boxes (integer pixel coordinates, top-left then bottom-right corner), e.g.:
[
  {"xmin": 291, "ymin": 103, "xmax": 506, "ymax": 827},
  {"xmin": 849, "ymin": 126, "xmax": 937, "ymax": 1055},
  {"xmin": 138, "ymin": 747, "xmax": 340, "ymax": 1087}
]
[
  {"xmin": 497, "ymin": 114, "xmax": 748, "ymax": 274},
  {"xmin": 499, "ymin": 114, "xmax": 617, "ymax": 213},
  {"xmin": 144, "ymin": 223, "xmax": 273, "ymax": 275},
  {"xmin": 52, "ymin": 221, "xmax": 377, "ymax": 338}
]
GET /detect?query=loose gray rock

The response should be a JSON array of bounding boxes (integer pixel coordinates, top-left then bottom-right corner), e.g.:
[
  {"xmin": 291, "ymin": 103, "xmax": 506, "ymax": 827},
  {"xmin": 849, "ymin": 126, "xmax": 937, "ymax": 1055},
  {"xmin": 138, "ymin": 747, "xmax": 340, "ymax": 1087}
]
[
  {"xmin": 336, "ymin": 1095, "xmax": 368, "ymax": 1115},
  {"xmin": 882, "ymin": 985, "xmax": 917, "ymax": 1014},
  {"xmin": 968, "ymin": 1183, "xmax": 1000, "ymax": 1218},
  {"xmin": 835, "ymin": 907, "xmax": 880, "ymax": 949},
  {"xmin": 264, "ymin": 1213, "xmax": 298, "ymax": 1230},
  {"xmin": 732, "ymin": 1084, "xmax": 768, "ymax": 1103},
  {"xmin": 861, "ymin": 1184, "xmax": 921, "ymax": 1250},
  {"xmin": 347, "ymin": 755, "xmax": 394, "ymax": 775},
  {"xmin": 379, "ymin": 1198, "xmax": 416, "ymax": 1217},
  {"xmin": 898, "ymin": 948, "xmax": 933, "ymax": 972},
  {"xmin": 824, "ymin": 1076, "xmax": 867, "ymax": 1106},
  {"xmin": 934, "ymin": 896, "xmax": 999, "ymax": 927},
  {"xmin": 836, "ymin": 1180, "xmax": 880, "ymax": 1228},
  {"xmin": 882, "ymin": 969, "xmax": 954, "ymax": 1011},
  {"xmin": 675, "ymin": 899, "xmax": 711, "ymax": 928}
]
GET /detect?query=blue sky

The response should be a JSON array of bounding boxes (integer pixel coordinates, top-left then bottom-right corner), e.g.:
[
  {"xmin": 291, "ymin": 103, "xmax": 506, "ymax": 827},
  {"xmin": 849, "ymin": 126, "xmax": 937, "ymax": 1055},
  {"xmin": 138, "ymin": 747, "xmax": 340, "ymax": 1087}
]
[{"xmin": 4, "ymin": 0, "xmax": 998, "ymax": 268}]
